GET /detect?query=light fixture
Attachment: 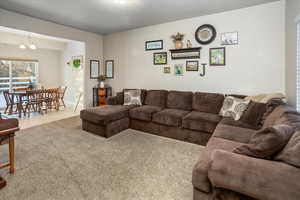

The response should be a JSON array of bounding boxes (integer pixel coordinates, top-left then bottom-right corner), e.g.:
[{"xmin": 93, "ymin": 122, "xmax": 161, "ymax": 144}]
[
  {"xmin": 19, "ymin": 44, "xmax": 26, "ymax": 49},
  {"xmin": 29, "ymin": 44, "xmax": 37, "ymax": 50},
  {"xmin": 19, "ymin": 35, "xmax": 37, "ymax": 50}
]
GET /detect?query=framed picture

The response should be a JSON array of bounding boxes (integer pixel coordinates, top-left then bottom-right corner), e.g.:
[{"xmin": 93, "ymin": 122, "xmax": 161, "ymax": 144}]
[
  {"xmin": 105, "ymin": 60, "xmax": 114, "ymax": 79},
  {"xmin": 72, "ymin": 56, "xmax": 83, "ymax": 69},
  {"xmin": 174, "ymin": 64, "xmax": 184, "ymax": 76},
  {"xmin": 163, "ymin": 66, "xmax": 171, "ymax": 74},
  {"xmin": 221, "ymin": 32, "xmax": 238, "ymax": 45},
  {"xmin": 90, "ymin": 60, "xmax": 100, "ymax": 79},
  {"xmin": 170, "ymin": 47, "xmax": 201, "ymax": 60},
  {"xmin": 186, "ymin": 60, "xmax": 199, "ymax": 71},
  {"xmin": 145, "ymin": 40, "xmax": 163, "ymax": 51},
  {"xmin": 209, "ymin": 48, "xmax": 226, "ymax": 66},
  {"xmin": 153, "ymin": 52, "xmax": 167, "ymax": 65}
]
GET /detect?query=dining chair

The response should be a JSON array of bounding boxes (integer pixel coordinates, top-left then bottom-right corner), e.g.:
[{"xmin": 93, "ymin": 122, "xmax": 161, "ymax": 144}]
[
  {"xmin": 24, "ymin": 90, "xmax": 43, "ymax": 117},
  {"xmin": 0, "ymin": 114, "xmax": 19, "ymax": 174},
  {"xmin": 3, "ymin": 90, "xmax": 13, "ymax": 114},
  {"xmin": 58, "ymin": 86, "xmax": 67, "ymax": 108}
]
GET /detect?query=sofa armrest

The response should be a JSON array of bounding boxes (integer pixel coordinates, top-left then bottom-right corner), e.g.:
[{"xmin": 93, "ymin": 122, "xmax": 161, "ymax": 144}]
[{"xmin": 208, "ymin": 150, "xmax": 300, "ymax": 200}]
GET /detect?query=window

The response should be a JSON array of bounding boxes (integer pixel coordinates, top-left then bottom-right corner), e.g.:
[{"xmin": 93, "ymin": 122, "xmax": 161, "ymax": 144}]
[
  {"xmin": 0, "ymin": 59, "xmax": 39, "ymax": 91},
  {"xmin": 297, "ymin": 22, "xmax": 300, "ymax": 111},
  {"xmin": 0, "ymin": 59, "xmax": 39, "ymax": 108}
]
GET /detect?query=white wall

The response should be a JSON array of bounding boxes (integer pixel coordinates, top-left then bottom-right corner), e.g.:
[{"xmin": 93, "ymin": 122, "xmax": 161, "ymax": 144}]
[
  {"xmin": 104, "ymin": 1, "xmax": 285, "ymax": 96},
  {"xmin": 0, "ymin": 9, "xmax": 103, "ymax": 108},
  {"xmin": 285, "ymin": 0, "xmax": 300, "ymax": 107},
  {"xmin": 61, "ymin": 41, "xmax": 85, "ymax": 107},
  {"xmin": 0, "ymin": 43, "xmax": 61, "ymax": 88}
]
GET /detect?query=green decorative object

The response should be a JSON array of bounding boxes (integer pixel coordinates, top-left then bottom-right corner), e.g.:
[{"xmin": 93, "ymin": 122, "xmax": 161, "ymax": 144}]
[
  {"xmin": 73, "ymin": 59, "xmax": 81, "ymax": 68},
  {"xmin": 71, "ymin": 56, "xmax": 83, "ymax": 69}
]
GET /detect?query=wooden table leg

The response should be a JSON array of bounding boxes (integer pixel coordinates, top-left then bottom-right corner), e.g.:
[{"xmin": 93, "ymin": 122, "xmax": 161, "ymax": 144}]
[
  {"xmin": 18, "ymin": 96, "xmax": 22, "ymax": 118},
  {"xmin": 8, "ymin": 136, "xmax": 15, "ymax": 174}
]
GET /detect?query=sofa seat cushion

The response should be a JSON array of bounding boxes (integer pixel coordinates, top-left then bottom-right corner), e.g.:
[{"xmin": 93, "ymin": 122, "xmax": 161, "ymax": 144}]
[
  {"xmin": 129, "ymin": 105, "xmax": 162, "ymax": 121},
  {"xmin": 152, "ymin": 109, "xmax": 190, "ymax": 127},
  {"xmin": 182, "ymin": 111, "xmax": 221, "ymax": 133},
  {"xmin": 220, "ymin": 117, "xmax": 256, "ymax": 130},
  {"xmin": 193, "ymin": 92, "xmax": 224, "ymax": 114},
  {"xmin": 80, "ymin": 105, "xmax": 135, "ymax": 125},
  {"xmin": 213, "ymin": 123, "xmax": 255, "ymax": 144},
  {"xmin": 192, "ymin": 137, "xmax": 243, "ymax": 193}
]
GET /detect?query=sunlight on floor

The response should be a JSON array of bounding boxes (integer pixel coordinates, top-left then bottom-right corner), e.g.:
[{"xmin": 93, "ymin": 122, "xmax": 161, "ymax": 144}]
[{"xmin": 1, "ymin": 106, "xmax": 82, "ymax": 130}]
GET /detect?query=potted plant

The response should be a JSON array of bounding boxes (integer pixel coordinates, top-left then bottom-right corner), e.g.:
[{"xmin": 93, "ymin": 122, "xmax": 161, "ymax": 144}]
[
  {"xmin": 171, "ymin": 32, "xmax": 185, "ymax": 49},
  {"xmin": 98, "ymin": 75, "xmax": 106, "ymax": 88}
]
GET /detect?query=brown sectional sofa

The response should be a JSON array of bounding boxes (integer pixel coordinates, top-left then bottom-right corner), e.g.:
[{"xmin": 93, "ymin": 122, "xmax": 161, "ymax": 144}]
[{"xmin": 80, "ymin": 89, "xmax": 300, "ymax": 200}]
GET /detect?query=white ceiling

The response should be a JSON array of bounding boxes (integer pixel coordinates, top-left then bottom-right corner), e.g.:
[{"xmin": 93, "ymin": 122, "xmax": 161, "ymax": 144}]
[{"xmin": 0, "ymin": 0, "xmax": 279, "ymax": 34}]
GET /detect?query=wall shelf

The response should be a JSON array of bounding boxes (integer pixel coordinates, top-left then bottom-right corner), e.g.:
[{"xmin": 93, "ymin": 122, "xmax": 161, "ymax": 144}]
[{"xmin": 169, "ymin": 47, "xmax": 202, "ymax": 60}]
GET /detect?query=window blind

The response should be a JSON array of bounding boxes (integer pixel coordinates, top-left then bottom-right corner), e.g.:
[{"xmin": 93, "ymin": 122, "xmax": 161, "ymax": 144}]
[{"xmin": 297, "ymin": 22, "xmax": 300, "ymax": 111}]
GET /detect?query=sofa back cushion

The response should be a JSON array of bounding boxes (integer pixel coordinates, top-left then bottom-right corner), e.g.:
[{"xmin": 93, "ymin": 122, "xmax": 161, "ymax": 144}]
[
  {"xmin": 240, "ymin": 101, "xmax": 267, "ymax": 129},
  {"xmin": 262, "ymin": 105, "xmax": 298, "ymax": 129},
  {"xmin": 192, "ymin": 92, "xmax": 224, "ymax": 114},
  {"xmin": 123, "ymin": 89, "xmax": 147, "ymax": 104},
  {"xmin": 144, "ymin": 90, "xmax": 168, "ymax": 108},
  {"xmin": 167, "ymin": 91, "xmax": 193, "ymax": 111}
]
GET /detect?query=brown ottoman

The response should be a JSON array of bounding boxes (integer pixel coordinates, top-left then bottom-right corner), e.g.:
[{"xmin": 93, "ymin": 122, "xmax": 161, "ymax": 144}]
[{"xmin": 80, "ymin": 105, "xmax": 134, "ymax": 138}]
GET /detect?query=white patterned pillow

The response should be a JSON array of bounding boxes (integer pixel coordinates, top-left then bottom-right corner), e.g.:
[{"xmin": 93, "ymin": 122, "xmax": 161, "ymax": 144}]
[
  {"xmin": 219, "ymin": 96, "xmax": 250, "ymax": 120},
  {"xmin": 124, "ymin": 89, "xmax": 142, "ymax": 106}
]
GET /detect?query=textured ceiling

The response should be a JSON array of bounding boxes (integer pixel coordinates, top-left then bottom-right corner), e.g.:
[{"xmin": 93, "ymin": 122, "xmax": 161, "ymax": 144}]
[{"xmin": 0, "ymin": 0, "xmax": 279, "ymax": 34}]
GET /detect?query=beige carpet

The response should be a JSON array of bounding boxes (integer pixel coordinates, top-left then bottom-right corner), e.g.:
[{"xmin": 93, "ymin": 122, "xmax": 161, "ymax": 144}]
[{"xmin": 0, "ymin": 117, "xmax": 203, "ymax": 200}]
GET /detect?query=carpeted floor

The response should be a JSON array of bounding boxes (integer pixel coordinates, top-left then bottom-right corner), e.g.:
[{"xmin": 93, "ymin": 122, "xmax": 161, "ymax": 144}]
[{"xmin": 0, "ymin": 117, "xmax": 204, "ymax": 200}]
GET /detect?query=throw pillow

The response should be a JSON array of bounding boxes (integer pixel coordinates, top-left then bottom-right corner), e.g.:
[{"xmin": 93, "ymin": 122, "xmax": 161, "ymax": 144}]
[
  {"xmin": 219, "ymin": 96, "xmax": 250, "ymax": 120},
  {"xmin": 240, "ymin": 101, "xmax": 267, "ymax": 129},
  {"xmin": 123, "ymin": 89, "xmax": 142, "ymax": 105},
  {"xmin": 233, "ymin": 124, "xmax": 295, "ymax": 159},
  {"xmin": 275, "ymin": 130, "xmax": 300, "ymax": 168}
]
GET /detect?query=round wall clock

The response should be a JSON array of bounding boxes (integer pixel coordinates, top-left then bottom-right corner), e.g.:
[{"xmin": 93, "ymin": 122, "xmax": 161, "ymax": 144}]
[{"xmin": 195, "ymin": 24, "xmax": 217, "ymax": 45}]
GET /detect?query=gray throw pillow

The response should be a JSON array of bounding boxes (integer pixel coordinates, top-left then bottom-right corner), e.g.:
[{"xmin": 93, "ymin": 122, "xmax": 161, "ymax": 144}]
[
  {"xmin": 233, "ymin": 124, "xmax": 295, "ymax": 159},
  {"xmin": 275, "ymin": 130, "xmax": 300, "ymax": 167},
  {"xmin": 219, "ymin": 96, "xmax": 250, "ymax": 120},
  {"xmin": 123, "ymin": 89, "xmax": 142, "ymax": 106}
]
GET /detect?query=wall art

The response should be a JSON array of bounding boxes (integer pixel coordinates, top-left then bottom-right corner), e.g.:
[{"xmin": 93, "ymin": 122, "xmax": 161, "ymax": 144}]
[
  {"xmin": 195, "ymin": 24, "xmax": 217, "ymax": 45},
  {"xmin": 163, "ymin": 66, "xmax": 171, "ymax": 74},
  {"xmin": 174, "ymin": 64, "xmax": 184, "ymax": 76},
  {"xmin": 153, "ymin": 52, "xmax": 167, "ymax": 65},
  {"xmin": 145, "ymin": 40, "xmax": 163, "ymax": 51},
  {"xmin": 105, "ymin": 60, "xmax": 114, "ymax": 79},
  {"xmin": 221, "ymin": 32, "xmax": 238, "ymax": 45},
  {"xmin": 186, "ymin": 60, "xmax": 199, "ymax": 71},
  {"xmin": 90, "ymin": 60, "xmax": 100, "ymax": 79},
  {"xmin": 209, "ymin": 47, "xmax": 226, "ymax": 66}
]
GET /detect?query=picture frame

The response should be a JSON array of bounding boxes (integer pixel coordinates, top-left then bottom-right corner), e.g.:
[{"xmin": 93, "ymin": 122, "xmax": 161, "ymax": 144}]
[
  {"xmin": 170, "ymin": 47, "xmax": 201, "ymax": 60},
  {"xmin": 163, "ymin": 66, "xmax": 171, "ymax": 74},
  {"xmin": 90, "ymin": 60, "xmax": 100, "ymax": 79},
  {"xmin": 153, "ymin": 52, "xmax": 167, "ymax": 65},
  {"xmin": 221, "ymin": 32, "xmax": 238, "ymax": 45},
  {"xmin": 186, "ymin": 60, "xmax": 199, "ymax": 71},
  {"xmin": 105, "ymin": 60, "xmax": 114, "ymax": 79},
  {"xmin": 145, "ymin": 40, "xmax": 163, "ymax": 51},
  {"xmin": 174, "ymin": 64, "xmax": 184, "ymax": 76},
  {"xmin": 209, "ymin": 47, "xmax": 226, "ymax": 66}
]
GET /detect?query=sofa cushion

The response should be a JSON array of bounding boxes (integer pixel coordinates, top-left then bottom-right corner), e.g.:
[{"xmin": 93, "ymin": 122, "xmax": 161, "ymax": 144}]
[
  {"xmin": 240, "ymin": 101, "xmax": 267, "ymax": 129},
  {"xmin": 152, "ymin": 109, "xmax": 190, "ymax": 127},
  {"xmin": 124, "ymin": 89, "xmax": 142, "ymax": 105},
  {"xmin": 192, "ymin": 92, "xmax": 224, "ymax": 114},
  {"xmin": 129, "ymin": 105, "xmax": 162, "ymax": 122},
  {"xmin": 219, "ymin": 96, "xmax": 250, "ymax": 120},
  {"xmin": 233, "ymin": 124, "xmax": 295, "ymax": 159},
  {"xmin": 213, "ymin": 123, "xmax": 255, "ymax": 143},
  {"xmin": 80, "ymin": 105, "xmax": 135, "ymax": 125},
  {"xmin": 220, "ymin": 117, "xmax": 256, "ymax": 130},
  {"xmin": 144, "ymin": 90, "xmax": 168, "ymax": 108},
  {"xmin": 182, "ymin": 111, "xmax": 221, "ymax": 133},
  {"xmin": 275, "ymin": 130, "xmax": 300, "ymax": 168},
  {"xmin": 192, "ymin": 137, "xmax": 243, "ymax": 193},
  {"xmin": 167, "ymin": 91, "xmax": 193, "ymax": 111},
  {"xmin": 262, "ymin": 105, "xmax": 298, "ymax": 129}
]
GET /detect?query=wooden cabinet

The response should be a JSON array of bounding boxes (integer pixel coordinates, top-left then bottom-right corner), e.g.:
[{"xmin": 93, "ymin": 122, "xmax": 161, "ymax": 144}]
[{"xmin": 93, "ymin": 87, "xmax": 112, "ymax": 107}]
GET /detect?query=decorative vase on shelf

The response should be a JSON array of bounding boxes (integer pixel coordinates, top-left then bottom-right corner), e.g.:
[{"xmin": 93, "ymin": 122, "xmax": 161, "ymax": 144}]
[
  {"xmin": 100, "ymin": 81, "xmax": 105, "ymax": 88},
  {"xmin": 175, "ymin": 41, "xmax": 184, "ymax": 49}
]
